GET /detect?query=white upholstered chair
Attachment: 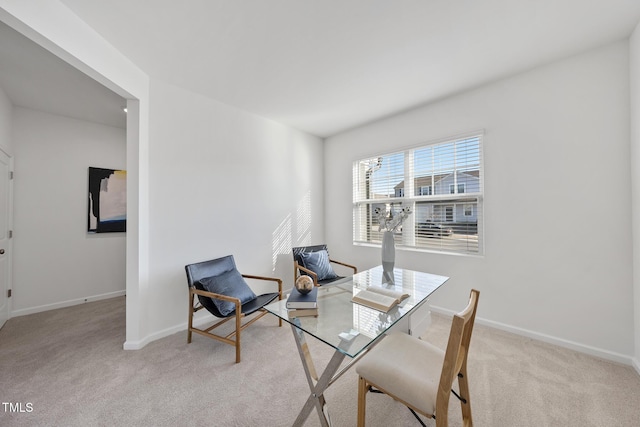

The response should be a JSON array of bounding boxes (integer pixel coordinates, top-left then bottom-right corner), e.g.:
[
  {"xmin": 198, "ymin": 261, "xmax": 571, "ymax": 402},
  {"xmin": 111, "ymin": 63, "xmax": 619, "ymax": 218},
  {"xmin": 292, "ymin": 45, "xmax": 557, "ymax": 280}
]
[{"xmin": 355, "ymin": 289, "xmax": 480, "ymax": 426}]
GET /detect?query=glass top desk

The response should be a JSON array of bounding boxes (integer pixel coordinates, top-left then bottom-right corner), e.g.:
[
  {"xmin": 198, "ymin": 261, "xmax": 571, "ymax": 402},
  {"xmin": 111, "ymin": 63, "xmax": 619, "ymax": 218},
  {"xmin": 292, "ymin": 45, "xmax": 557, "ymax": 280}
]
[{"xmin": 264, "ymin": 265, "xmax": 449, "ymax": 427}]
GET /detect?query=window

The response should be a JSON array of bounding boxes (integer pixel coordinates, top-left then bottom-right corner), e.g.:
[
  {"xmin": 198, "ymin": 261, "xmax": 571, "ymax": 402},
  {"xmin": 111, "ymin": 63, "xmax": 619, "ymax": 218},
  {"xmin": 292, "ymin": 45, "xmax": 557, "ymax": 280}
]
[
  {"xmin": 450, "ymin": 183, "xmax": 465, "ymax": 194},
  {"xmin": 464, "ymin": 204, "xmax": 474, "ymax": 217},
  {"xmin": 418, "ymin": 185, "xmax": 432, "ymax": 196},
  {"xmin": 353, "ymin": 133, "xmax": 483, "ymax": 255}
]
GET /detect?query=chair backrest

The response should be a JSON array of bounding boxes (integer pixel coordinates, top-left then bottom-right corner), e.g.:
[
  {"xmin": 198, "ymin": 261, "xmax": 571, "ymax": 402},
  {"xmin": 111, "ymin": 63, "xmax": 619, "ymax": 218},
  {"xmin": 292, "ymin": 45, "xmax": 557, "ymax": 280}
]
[
  {"xmin": 292, "ymin": 244, "xmax": 329, "ymax": 267},
  {"xmin": 185, "ymin": 255, "xmax": 237, "ymax": 288},
  {"xmin": 185, "ymin": 255, "xmax": 238, "ymax": 318},
  {"xmin": 437, "ymin": 289, "xmax": 480, "ymax": 410}
]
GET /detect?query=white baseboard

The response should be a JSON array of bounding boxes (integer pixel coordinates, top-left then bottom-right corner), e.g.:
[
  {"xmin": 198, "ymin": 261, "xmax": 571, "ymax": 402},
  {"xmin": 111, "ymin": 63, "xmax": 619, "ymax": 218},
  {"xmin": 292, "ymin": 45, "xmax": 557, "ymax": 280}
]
[
  {"xmin": 11, "ymin": 290, "xmax": 126, "ymax": 318},
  {"xmin": 123, "ymin": 313, "xmax": 216, "ymax": 350},
  {"xmin": 430, "ymin": 305, "xmax": 635, "ymax": 367},
  {"xmin": 123, "ymin": 303, "xmax": 640, "ymax": 374}
]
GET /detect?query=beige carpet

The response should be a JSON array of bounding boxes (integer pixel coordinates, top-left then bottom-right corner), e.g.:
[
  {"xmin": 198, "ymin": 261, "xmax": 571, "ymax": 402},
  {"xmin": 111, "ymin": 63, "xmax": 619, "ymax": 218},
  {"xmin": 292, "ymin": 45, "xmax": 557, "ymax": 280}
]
[{"xmin": 1, "ymin": 297, "xmax": 640, "ymax": 426}]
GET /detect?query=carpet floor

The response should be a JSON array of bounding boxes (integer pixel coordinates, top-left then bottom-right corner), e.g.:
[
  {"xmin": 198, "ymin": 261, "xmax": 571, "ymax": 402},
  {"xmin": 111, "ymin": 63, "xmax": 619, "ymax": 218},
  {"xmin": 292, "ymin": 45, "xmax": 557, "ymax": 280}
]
[{"xmin": 1, "ymin": 297, "xmax": 640, "ymax": 426}]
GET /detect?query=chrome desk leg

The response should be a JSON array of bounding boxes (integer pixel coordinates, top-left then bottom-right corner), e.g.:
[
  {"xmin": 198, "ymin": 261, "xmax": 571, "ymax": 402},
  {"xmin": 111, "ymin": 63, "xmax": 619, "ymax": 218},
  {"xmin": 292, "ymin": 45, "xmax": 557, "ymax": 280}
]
[{"xmin": 290, "ymin": 323, "xmax": 347, "ymax": 427}]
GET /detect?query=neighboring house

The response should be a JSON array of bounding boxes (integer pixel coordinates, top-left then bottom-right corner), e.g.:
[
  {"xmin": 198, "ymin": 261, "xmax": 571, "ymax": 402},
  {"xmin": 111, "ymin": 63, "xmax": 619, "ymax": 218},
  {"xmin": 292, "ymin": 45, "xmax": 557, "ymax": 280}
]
[
  {"xmin": 393, "ymin": 170, "xmax": 480, "ymax": 225},
  {"xmin": 433, "ymin": 170, "xmax": 480, "ymax": 196}
]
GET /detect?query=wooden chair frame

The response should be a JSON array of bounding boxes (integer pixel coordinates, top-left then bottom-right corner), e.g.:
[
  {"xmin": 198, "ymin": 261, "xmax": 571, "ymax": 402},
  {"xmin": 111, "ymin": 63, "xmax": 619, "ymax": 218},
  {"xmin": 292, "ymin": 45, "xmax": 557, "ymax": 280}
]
[
  {"xmin": 357, "ymin": 289, "xmax": 480, "ymax": 427},
  {"xmin": 187, "ymin": 273, "xmax": 282, "ymax": 363},
  {"xmin": 292, "ymin": 244, "xmax": 358, "ymax": 286},
  {"xmin": 293, "ymin": 259, "xmax": 357, "ymax": 286}
]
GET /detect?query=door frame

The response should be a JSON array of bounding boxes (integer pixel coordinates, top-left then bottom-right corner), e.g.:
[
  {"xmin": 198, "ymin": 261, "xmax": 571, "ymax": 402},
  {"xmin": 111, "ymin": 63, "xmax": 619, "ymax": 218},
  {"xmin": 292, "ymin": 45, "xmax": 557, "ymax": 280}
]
[{"xmin": 0, "ymin": 147, "xmax": 13, "ymax": 329}]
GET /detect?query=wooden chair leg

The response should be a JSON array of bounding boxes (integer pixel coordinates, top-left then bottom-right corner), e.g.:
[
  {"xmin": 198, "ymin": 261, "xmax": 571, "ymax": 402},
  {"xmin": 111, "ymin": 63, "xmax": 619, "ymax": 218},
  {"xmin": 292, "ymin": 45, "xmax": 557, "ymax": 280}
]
[
  {"xmin": 458, "ymin": 366, "xmax": 473, "ymax": 426},
  {"xmin": 235, "ymin": 311, "xmax": 242, "ymax": 363},
  {"xmin": 357, "ymin": 376, "xmax": 367, "ymax": 427},
  {"xmin": 187, "ymin": 293, "xmax": 194, "ymax": 344},
  {"xmin": 435, "ymin": 395, "xmax": 450, "ymax": 427}
]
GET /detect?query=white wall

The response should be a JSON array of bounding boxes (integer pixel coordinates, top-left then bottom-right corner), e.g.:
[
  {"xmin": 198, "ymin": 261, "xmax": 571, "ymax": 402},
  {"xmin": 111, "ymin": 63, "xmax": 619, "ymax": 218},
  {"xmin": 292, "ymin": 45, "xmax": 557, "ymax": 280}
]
[
  {"xmin": 326, "ymin": 41, "xmax": 634, "ymax": 362},
  {"xmin": 0, "ymin": 86, "xmax": 12, "ymax": 154},
  {"xmin": 11, "ymin": 107, "xmax": 126, "ymax": 315},
  {"xmin": 630, "ymin": 23, "xmax": 640, "ymax": 371},
  {"xmin": 134, "ymin": 79, "xmax": 324, "ymax": 343}
]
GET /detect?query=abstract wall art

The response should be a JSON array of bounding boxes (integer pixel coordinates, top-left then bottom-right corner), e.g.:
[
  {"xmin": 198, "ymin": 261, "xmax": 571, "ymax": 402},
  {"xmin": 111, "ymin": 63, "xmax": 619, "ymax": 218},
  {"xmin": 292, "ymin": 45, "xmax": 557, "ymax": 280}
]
[{"xmin": 88, "ymin": 167, "xmax": 127, "ymax": 233}]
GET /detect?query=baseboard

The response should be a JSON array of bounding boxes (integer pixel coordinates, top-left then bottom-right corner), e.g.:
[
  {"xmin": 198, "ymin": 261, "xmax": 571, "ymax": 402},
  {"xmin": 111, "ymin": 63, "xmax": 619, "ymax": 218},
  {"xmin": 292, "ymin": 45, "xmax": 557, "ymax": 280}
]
[
  {"xmin": 430, "ymin": 305, "xmax": 635, "ymax": 367},
  {"xmin": 123, "ymin": 303, "xmax": 640, "ymax": 372},
  {"xmin": 123, "ymin": 320, "xmax": 191, "ymax": 350},
  {"xmin": 11, "ymin": 290, "xmax": 126, "ymax": 318},
  {"xmin": 123, "ymin": 312, "xmax": 216, "ymax": 350}
]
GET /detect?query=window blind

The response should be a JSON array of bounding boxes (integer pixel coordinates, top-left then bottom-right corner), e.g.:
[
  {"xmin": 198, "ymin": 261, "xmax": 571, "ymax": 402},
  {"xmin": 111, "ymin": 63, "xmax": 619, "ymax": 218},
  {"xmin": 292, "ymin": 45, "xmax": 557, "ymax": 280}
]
[{"xmin": 353, "ymin": 133, "xmax": 483, "ymax": 255}]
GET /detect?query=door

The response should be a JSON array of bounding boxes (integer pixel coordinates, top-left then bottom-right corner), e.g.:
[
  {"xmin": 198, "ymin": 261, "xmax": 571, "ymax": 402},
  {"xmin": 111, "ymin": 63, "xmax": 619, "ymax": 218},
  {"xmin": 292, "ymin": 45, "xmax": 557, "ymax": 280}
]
[
  {"xmin": 0, "ymin": 149, "xmax": 12, "ymax": 329},
  {"xmin": 445, "ymin": 205, "xmax": 454, "ymax": 223}
]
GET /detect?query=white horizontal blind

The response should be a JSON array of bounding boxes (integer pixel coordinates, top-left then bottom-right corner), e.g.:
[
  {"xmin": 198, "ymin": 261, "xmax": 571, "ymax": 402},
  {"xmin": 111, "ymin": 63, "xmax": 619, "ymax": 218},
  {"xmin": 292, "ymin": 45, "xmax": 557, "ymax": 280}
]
[{"xmin": 353, "ymin": 134, "xmax": 483, "ymax": 255}]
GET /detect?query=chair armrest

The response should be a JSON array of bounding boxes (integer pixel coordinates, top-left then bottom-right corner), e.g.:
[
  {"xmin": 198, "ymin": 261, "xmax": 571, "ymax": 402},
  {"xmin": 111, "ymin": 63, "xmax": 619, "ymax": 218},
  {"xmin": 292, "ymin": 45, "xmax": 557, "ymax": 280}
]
[
  {"xmin": 242, "ymin": 274, "xmax": 283, "ymax": 296},
  {"xmin": 330, "ymin": 259, "xmax": 358, "ymax": 274},
  {"xmin": 294, "ymin": 263, "xmax": 319, "ymax": 286},
  {"xmin": 191, "ymin": 288, "xmax": 242, "ymax": 306}
]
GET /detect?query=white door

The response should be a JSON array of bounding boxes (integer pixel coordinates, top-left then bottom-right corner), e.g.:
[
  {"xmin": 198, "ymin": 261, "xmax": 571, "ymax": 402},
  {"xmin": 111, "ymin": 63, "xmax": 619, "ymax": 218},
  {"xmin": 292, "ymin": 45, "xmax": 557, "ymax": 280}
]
[{"xmin": 0, "ymin": 149, "xmax": 12, "ymax": 329}]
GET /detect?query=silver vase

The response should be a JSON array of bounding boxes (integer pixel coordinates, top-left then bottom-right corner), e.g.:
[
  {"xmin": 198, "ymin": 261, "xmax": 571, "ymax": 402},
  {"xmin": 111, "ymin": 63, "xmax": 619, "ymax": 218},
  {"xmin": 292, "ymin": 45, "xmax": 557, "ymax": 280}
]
[{"xmin": 381, "ymin": 230, "xmax": 395, "ymax": 279}]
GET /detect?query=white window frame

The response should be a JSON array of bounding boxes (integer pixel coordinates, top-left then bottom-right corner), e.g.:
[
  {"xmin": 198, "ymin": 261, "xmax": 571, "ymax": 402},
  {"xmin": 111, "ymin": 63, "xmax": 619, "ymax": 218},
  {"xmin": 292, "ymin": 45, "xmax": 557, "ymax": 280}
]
[
  {"xmin": 353, "ymin": 132, "xmax": 484, "ymax": 255},
  {"xmin": 419, "ymin": 185, "xmax": 432, "ymax": 196},
  {"xmin": 449, "ymin": 183, "xmax": 466, "ymax": 194},
  {"xmin": 464, "ymin": 204, "xmax": 474, "ymax": 217},
  {"xmin": 444, "ymin": 205, "xmax": 454, "ymax": 222}
]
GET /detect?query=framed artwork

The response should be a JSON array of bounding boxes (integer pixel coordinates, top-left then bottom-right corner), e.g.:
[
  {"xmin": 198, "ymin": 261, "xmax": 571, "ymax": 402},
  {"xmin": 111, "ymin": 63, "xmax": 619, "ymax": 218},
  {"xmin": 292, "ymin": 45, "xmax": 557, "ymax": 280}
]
[{"xmin": 88, "ymin": 167, "xmax": 126, "ymax": 233}]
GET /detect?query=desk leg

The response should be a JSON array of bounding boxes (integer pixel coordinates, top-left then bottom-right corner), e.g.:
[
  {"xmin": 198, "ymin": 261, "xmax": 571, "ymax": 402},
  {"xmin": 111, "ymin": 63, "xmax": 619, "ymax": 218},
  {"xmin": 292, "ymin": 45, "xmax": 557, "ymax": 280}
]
[{"xmin": 290, "ymin": 323, "xmax": 347, "ymax": 427}]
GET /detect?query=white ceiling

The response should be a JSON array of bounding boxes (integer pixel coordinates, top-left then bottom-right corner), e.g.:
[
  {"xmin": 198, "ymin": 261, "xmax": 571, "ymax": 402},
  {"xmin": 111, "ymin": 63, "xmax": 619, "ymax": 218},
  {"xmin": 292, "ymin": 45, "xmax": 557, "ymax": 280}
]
[
  {"xmin": 0, "ymin": 21, "xmax": 127, "ymax": 129},
  {"xmin": 4, "ymin": 1, "xmax": 640, "ymax": 137}
]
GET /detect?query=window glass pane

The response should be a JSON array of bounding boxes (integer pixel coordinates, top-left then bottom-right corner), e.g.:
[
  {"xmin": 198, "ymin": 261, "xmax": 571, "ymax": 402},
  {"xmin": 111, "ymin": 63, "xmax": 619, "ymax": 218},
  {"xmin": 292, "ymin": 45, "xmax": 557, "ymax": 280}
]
[
  {"xmin": 456, "ymin": 137, "xmax": 481, "ymax": 170},
  {"xmin": 362, "ymin": 152, "xmax": 404, "ymax": 200},
  {"xmin": 414, "ymin": 200, "xmax": 479, "ymax": 253},
  {"xmin": 433, "ymin": 142, "xmax": 455, "ymax": 174},
  {"xmin": 354, "ymin": 203, "xmax": 408, "ymax": 244},
  {"xmin": 414, "ymin": 146, "xmax": 433, "ymax": 175}
]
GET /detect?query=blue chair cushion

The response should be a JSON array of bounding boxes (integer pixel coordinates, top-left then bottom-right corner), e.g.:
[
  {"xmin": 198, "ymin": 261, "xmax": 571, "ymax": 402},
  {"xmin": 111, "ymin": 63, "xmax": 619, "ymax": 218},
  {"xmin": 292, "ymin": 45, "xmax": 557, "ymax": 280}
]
[
  {"xmin": 199, "ymin": 268, "xmax": 257, "ymax": 316},
  {"xmin": 300, "ymin": 249, "xmax": 338, "ymax": 281}
]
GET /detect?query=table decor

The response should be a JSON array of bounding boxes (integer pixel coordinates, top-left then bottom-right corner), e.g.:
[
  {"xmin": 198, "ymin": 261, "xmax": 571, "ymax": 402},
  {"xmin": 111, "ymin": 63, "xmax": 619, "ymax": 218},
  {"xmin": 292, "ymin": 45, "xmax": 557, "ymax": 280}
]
[{"xmin": 375, "ymin": 206, "xmax": 412, "ymax": 273}]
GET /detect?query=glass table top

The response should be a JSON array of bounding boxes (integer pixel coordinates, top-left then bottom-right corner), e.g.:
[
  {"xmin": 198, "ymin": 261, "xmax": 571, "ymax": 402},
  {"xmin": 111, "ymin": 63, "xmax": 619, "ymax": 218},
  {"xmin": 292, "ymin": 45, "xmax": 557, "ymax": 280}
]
[{"xmin": 264, "ymin": 266, "xmax": 449, "ymax": 358}]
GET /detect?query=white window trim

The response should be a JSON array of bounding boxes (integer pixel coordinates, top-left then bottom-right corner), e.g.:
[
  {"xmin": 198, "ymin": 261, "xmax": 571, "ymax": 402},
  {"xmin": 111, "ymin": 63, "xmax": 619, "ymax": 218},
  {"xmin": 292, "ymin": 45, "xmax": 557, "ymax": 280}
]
[{"xmin": 464, "ymin": 204, "xmax": 474, "ymax": 217}]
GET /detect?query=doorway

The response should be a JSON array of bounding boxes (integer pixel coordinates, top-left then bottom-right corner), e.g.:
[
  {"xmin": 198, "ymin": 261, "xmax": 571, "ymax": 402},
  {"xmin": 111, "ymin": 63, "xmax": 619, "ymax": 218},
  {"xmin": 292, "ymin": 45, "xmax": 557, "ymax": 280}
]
[
  {"xmin": 0, "ymin": 6, "xmax": 147, "ymax": 349},
  {"xmin": 0, "ymin": 20, "xmax": 129, "ymax": 332}
]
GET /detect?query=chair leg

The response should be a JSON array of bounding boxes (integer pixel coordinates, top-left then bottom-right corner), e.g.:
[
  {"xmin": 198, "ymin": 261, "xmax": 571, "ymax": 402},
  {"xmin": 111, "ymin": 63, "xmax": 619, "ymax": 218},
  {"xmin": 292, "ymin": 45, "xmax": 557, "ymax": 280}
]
[
  {"xmin": 187, "ymin": 293, "xmax": 194, "ymax": 344},
  {"xmin": 235, "ymin": 311, "xmax": 242, "ymax": 363},
  {"xmin": 435, "ymin": 395, "xmax": 450, "ymax": 427},
  {"xmin": 357, "ymin": 376, "xmax": 368, "ymax": 427},
  {"xmin": 458, "ymin": 368, "xmax": 473, "ymax": 426}
]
